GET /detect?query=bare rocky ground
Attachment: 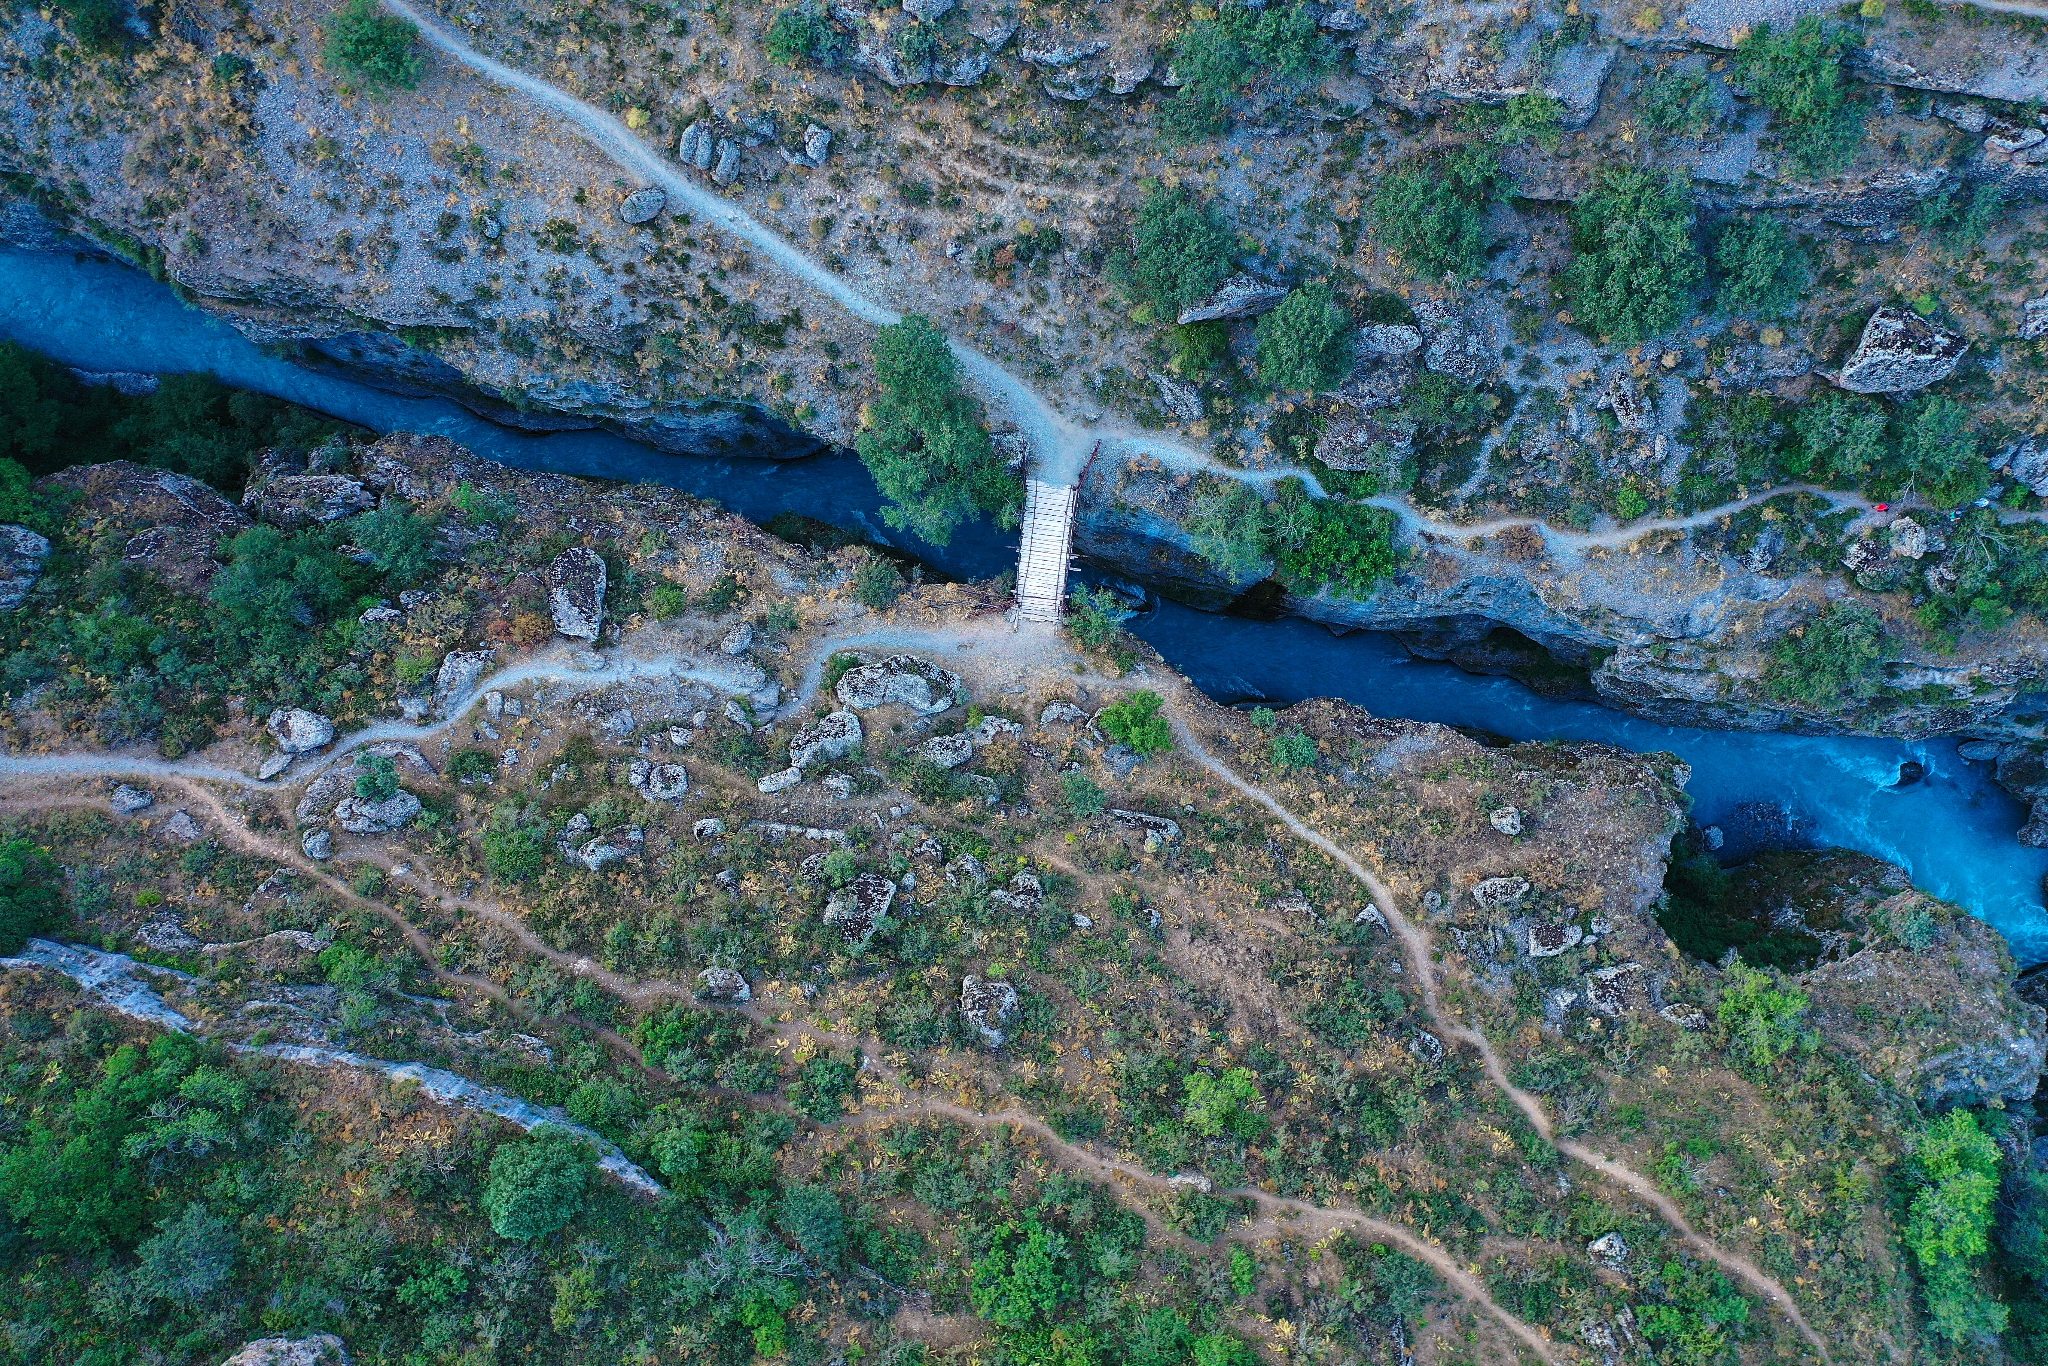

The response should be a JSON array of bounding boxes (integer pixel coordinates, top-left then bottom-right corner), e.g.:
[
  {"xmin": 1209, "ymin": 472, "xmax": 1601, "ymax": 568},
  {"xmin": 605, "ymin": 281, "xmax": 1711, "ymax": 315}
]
[{"xmin": 3, "ymin": 433, "xmax": 2045, "ymax": 1361}]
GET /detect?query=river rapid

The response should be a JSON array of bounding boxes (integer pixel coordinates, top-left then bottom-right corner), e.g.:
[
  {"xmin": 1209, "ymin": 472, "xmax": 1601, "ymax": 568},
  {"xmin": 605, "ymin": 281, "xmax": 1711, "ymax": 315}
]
[{"xmin": 6, "ymin": 244, "xmax": 2047, "ymax": 961}]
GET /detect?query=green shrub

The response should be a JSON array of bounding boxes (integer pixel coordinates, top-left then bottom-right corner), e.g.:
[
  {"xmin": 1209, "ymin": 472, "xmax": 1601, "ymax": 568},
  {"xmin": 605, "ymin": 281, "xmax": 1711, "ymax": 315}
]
[
  {"xmin": 1641, "ymin": 62, "xmax": 1720, "ymax": 135},
  {"xmin": 1904, "ymin": 1110, "xmax": 2007, "ymax": 1342},
  {"xmin": 1715, "ymin": 960, "xmax": 1812, "ymax": 1070},
  {"xmin": 853, "ymin": 556, "xmax": 904, "ymax": 609},
  {"xmin": 856, "ymin": 316, "xmax": 1019, "ymax": 546},
  {"xmin": 1712, "ymin": 214, "xmax": 1809, "ymax": 320},
  {"xmin": 971, "ymin": 1219, "xmax": 1078, "ymax": 1329},
  {"xmin": 1404, "ymin": 372, "xmax": 1500, "ymax": 434},
  {"xmin": 481, "ymin": 1129, "xmax": 593, "ymax": 1241},
  {"xmin": 1182, "ymin": 1067, "xmax": 1266, "ymax": 1140},
  {"xmin": 53, "ymin": 0, "xmax": 126, "ymax": 54},
  {"xmin": 321, "ymin": 0, "xmax": 426, "ymax": 95},
  {"xmin": 1562, "ymin": 168, "xmax": 1703, "ymax": 344},
  {"xmin": 1765, "ymin": 603, "xmax": 1886, "ymax": 706},
  {"xmin": 1482, "ymin": 91, "xmax": 1566, "ymax": 149},
  {"xmin": 1159, "ymin": 3, "xmax": 1332, "ymax": 143},
  {"xmin": 778, "ymin": 1183, "xmax": 847, "ymax": 1268},
  {"xmin": 1782, "ymin": 391, "xmax": 1885, "ymax": 485},
  {"xmin": 1916, "ymin": 183, "xmax": 2003, "ymax": 255},
  {"xmin": 1268, "ymin": 729, "xmax": 1318, "ymax": 769},
  {"xmin": 1098, "ymin": 691, "xmax": 1173, "ymax": 756},
  {"xmin": 764, "ymin": 4, "xmax": 835, "ymax": 67},
  {"xmin": 647, "ymin": 580, "xmax": 690, "ymax": 619},
  {"xmin": 482, "ymin": 817, "xmax": 551, "ymax": 883},
  {"xmin": 1060, "ymin": 772, "xmax": 1107, "ymax": 818},
  {"xmin": 0, "ymin": 839, "xmax": 65, "ymax": 955},
  {"xmin": 1184, "ymin": 478, "xmax": 1269, "ymax": 580},
  {"xmin": 1732, "ymin": 19, "xmax": 1863, "ymax": 177},
  {"xmin": 1130, "ymin": 187, "xmax": 1237, "ymax": 318},
  {"xmin": 789, "ymin": 1053, "xmax": 859, "ymax": 1121},
  {"xmin": 353, "ymin": 753, "xmax": 400, "ymax": 801},
  {"xmin": 1255, "ymin": 284, "xmax": 1352, "ymax": 394},
  {"xmin": 1634, "ymin": 1257, "xmax": 1753, "ymax": 1364},
  {"xmin": 1369, "ymin": 145, "xmax": 1504, "ymax": 280}
]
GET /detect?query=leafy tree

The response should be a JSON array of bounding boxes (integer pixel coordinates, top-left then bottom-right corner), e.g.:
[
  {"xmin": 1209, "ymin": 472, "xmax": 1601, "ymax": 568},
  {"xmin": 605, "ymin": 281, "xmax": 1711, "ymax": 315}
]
[
  {"xmin": 1097, "ymin": 691, "xmax": 1173, "ymax": 756},
  {"xmin": 1766, "ymin": 603, "xmax": 1886, "ymax": 706},
  {"xmin": 856, "ymin": 316, "xmax": 1019, "ymax": 546},
  {"xmin": 0, "ymin": 344, "xmax": 65, "ymax": 463},
  {"xmin": 1904, "ymin": 1110, "xmax": 2007, "ymax": 1342},
  {"xmin": 1130, "ymin": 187, "xmax": 1236, "ymax": 319},
  {"xmin": 1261, "ymin": 479, "xmax": 1401, "ymax": 598},
  {"xmin": 1916, "ymin": 183, "xmax": 2004, "ymax": 255},
  {"xmin": 321, "ymin": 0, "xmax": 426, "ymax": 95},
  {"xmin": 1255, "ymin": 284, "xmax": 1352, "ymax": 393},
  {"xmin": 1184, "ymin": 477, "xmax": 1269, "ymax": 580},
  {"xmin": 778, "ymin": 1183, "xmax": 847, "ymax": 1268},
  {"xmin": 1191, "ymin": 1336, "xmax": 1262, "ymax": 1366},
  {"xmin": 1066, "ymin": 585, "xmax": 1134, "ymax": 650},
  {"xmin": 482, "ymin": 814, "xmax": 550, "ymax": 883},
  {"xmin": 1712, "ymin": 214, "xmax": 1809, "ymax": 320},
  {"xmin": 1732, "ymin": 19, "xmax": 1863, "ymax": 177},
  {"xmin": 50, "ymin": 0, "xmax": 125, "ymax": 52},
  {"xmin": 1896, "ymin": 395, "xmax": 1987, "ymax": 509},
  {"xmin": 132, "ymin": 1203, "xmax": 238, "ymax": 1303},
  {"xmin": 1159, "ymin": 3, "xmax": 1332, "ymax": 143},
  {"xmin": 209, "ymin": 525, "xmax": 363, "ymax": 663},
  {"xmin": 1714, "ymin": 960, "xmax": 1811, "ymax": 1070},
  {"xmin": 353, "ymin": 752, "xmax": 400, "ymax": 801},
  {"xmin": 482, "ymin": 1128, "xmax": 594, "ymax": 1241},
  {"xmin": 971, "ymin": 1219, "xmax": 1078, "ymax": 1329},
  {"xmin": 1483, "ymin": 91, "xmax": 1566, "ymax": 150},
  {"xmin": 764, "ymin": 4, "xmax": 836, "ymax": 67},
  {"xmin": 790, "ymin": 1053, "xmax": 859, "ymax": 1121},
  {"xmin": 1182, "ymin": 1067, "xmax": 1266, "ymax": 1140},
  {"xmin": 1633, "ymin": 1258, "xmax": 1753, "ymax": 1364},
  {"xmin": 1369, "ymin": 145, "xmax": 1504, "ymax": 280},
  {"xmin": 347, "ymin": 503, "xmax": 441, "ymax": 587},
  {"xmin": 1782, "ymin": 390, "xmax": 1885, "ymax": 485},
  {"xmin": 1562, "ymin": 168, "xmax": 1703, "ymax": 344},
  {"xmin": 0, "ymin": 838, "xmax": 65, "ymax": 954}
]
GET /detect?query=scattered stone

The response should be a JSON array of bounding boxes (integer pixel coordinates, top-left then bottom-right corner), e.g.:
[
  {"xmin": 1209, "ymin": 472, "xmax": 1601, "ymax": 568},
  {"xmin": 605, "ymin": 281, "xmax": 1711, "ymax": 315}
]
[
  {"xmin": 1038, "ymin": 700, "xmax": 1089, "ymax": 727},
  {"xmin": 546, "ymin": 547, "xmax": 607, "ymax": 640},
  {"xmin": 110, "ymin": 784, "xmax": 154, "ymax": 814},
  {"xmin": 560, "ymin": 814, "xmax": 644, "ymax": 872},
  {"xmin": 959, "ymin": 974, "xmax": 1020, "ymax": 1045},
  {"xmin": 333, "ymin": 792, "xmax": 423, "ymax": 835},
  {"xmin": 825, "ymin": 872, "xmax": 898, "ymax": 946},
  {"xmin": 803, "ymin": 123, "xmax": 832, "ymax": 164},
  {"xmin": 266, "ymin": 707, "xmax": 336, "ymax": 754},
  {"xmin": 1527, "ymin": 922, "xmax": 1585, "ymax": 958},
  {"xmin": 359, "ymin": 605, "xmax": 402, "ymax": 624},
  {"xmin": 723, "ymin": 698, "xmax": 753, "ymax": 731},
  {"xmin": 697, "ymin": 966, "xmax": 751, "ymax": 1004},
  {"xmin": 1109, "ymin": 809, "xmax": 1181, "ymax": 851},
  {"xmin": 1406, "ymin": 1031, "xmax": 1446, "ymax": 1065},
  {"xmin": 758, "ymin": 766, "xmax": 801, "ymax": 793},
  {"xmin": 946, "ymin": 853, "xmax": 989, "ymax": 887},
  {"xmin": 165, "ymin": 810, "xmax": 203, "ymax": 842},
  {"xmin": 1357, "ymin": 322, "xmax": 1423, "ymax": 357},
  {"xmin": 618, "ymin": 187, "xmax": 666, "ymax": 224},
  {"xmin": 693, "ymin": 818, "xmax": 727, "ymax": 840},
  {"xmin": 823, "ymin": 773, "xmax": 855, "ymax": 799},
  {"xmin": 433, "ymin": 650, "xmax": 495, "ymax": 718},
  {"xmin": 1489, "ymin": 805, "xmax": 1522, "ymax": 836},
  {"xmin": 1834, "ymin": 307, "xmax": 1969, "ymax": 394},
  {"xmin": 1150, "ymin": 370, "xmax": 1204, "ymax": 422},
  {"xmin": 903, "ymin": 0, "xmax": 954, "ymax": 18},
  {"xmin": 989, "ymin": 870, "xmax": 1045, "ymax": 912},
  {"xmin": 835, "ymin": 654, "xmax": 961, "ymax": 713},
  {"xmin": 720, "ymin": 622, "xmax": 754, "ymax": 655},
  {"xmin": 1599, "ymin": 373, "xmax": 1654, "ymax": 433},
  {"xmin": 711, "ymin": 139, "xmax": 741, "ymax": 186},
  {"xmin": 1659, "ymin": 1002, "xmax": 1709, "ymax": 1031},
  {"xmin": 2024, "ymin": 296, "xmax": 2048, "ymax": 342},
  {"xmin": 630, "ymin": 759, "xmax": 690, "ymax": 801},
  {"xmin": 970, "ymin": 716, "xmax": 1023, "ymax": 745},
  {"xmin": 1470, "ymin": 876, "xmax": 1531, "ymax": 910},
  {"xmin": 301, "ymin": 829, "xmax": 334, "ymax": 861},
  {"xmin": 919, "ymin": 732, "xmax": 975, "ymax": 769},
  {"xmin": 1072, "ymin": 912, "xmax": 1094, "ymax": 929},
  {"xmin": 1587, "ymin": 1232, "xmax": 1630, "ymax": 1270},
  {"xmin": 0, "ymin": 524, "xmax": 51, "ymax": 610},
  {"xmin": 679, "ymin": 120, "xmax": 712, "ymax": 169},
  {"xmin": 257, "ymin": 753, "xmax": 293, "ymax": 781},
  {"xmin": 1583, "ymin": 963, "xmax": 1647, "ymax": 1017},
  {"xmin": 790, "ymin": 710, "xmax": 863, "ymax": 768},
  {"xmin": 244, "ymin": 474, "xmax": 374, "ymax": 528},
  {"xmin": 1176, "ymin": 274, "xmax": 1288, "ymax": 325}
]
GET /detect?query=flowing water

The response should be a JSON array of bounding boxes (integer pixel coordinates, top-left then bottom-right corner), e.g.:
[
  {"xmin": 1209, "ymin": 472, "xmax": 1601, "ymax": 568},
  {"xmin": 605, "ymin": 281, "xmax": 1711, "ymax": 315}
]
[{"xmin": 6, "ymin": 244, "xmax": 2047, "ymax": 960}]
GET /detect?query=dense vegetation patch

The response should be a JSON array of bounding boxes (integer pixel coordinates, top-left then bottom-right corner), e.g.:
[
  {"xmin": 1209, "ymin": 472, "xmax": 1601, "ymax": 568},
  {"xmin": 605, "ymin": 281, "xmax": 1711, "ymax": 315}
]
[
  {"xmin": 1562, "ymin": 168, "xmax": 1703, "ymax": 345},
  {"xmin": 321, "ymin": 0, "xmax": 427, "ymax": 95},
  {"xmin": 855, "ymin": 315, "xmax": 1021, "ymax": 546},
  {"xmin": 1732, "ymin": 18, "xmax": 1864, "ymax": 178},
  {"xmin": 1368, "ymin": 145, "xmax": 1504, "ymax": 281}
]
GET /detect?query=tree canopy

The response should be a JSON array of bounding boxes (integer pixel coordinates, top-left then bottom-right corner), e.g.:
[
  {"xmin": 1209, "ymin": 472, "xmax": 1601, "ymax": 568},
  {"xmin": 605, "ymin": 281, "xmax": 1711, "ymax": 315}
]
[{"xmin": 855, "ymin": 316, "xmax": 1020, "ymax": 546}]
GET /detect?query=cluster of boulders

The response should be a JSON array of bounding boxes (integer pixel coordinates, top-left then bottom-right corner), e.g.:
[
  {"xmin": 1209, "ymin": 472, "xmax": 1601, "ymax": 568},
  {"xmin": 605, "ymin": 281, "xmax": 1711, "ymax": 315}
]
[{"xmin": 678, "ymin": 120, "xmax": 743, "ymax": 186}]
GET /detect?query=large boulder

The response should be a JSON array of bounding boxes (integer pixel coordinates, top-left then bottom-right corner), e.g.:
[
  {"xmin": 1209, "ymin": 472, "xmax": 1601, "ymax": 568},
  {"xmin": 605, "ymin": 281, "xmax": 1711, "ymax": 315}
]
[
  {"xmin": 825, "ymin": 872, "xmax": 897, "ymax": 946},
  {"xmin": 332, "ymin": 791, "xmax": 422, "ymax": 834},
  {"xmin": 434, "ymin": 649, "xmax": 495, "ymax": 718},
  {"xmin": 547, "ymin": 547, "xmax": 608, "ymax": 641},
  {"xmin": 266, "ymin": 708, "xmax": 336, "ymax": 754},
  {"xmin": 220, "ymin": 1337, "xmax": 351, "ymax": 1366},
  {"xmin": 834, "ymin": 654, "xmax": 961, "ymax": 713},
  {"xmin": 1833, "ymin": 307, "xmax": 1969, "ymax": 394},
  {"xmin": 790, "ymin": 710, "xmax": 863, "ymax": 768},
  {"xmin": 41, "ymin": 460, "xmax": 249, "ymax": 593},
  {"xmin": 960, "ymin": 974, "xmax": 1020, "ymax": 1045},
  {"xmin": 243, "ymin": 474, "xmax": 375, "ymax": 529},
  {"xmin": 618, "ymin": 187, "xmax": 666, "ymax": 224},
  {"xmin": 0, "ymin": 524, "xmax": 50, "ymax": 610},
  {"xmin": 1176, "ymin": 275, "xmax": 1289, "ymax": 326},
  {"xmin": 1991, "ymin": 436, "xmax": 2048, "ymax": 499}
]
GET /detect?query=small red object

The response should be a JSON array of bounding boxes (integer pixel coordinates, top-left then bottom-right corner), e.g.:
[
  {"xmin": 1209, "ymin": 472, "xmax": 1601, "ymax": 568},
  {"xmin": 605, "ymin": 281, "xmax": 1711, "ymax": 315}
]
[{"xmin": 1875, "ymin": 503, "xmax": 1889, "ymax": 512}]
